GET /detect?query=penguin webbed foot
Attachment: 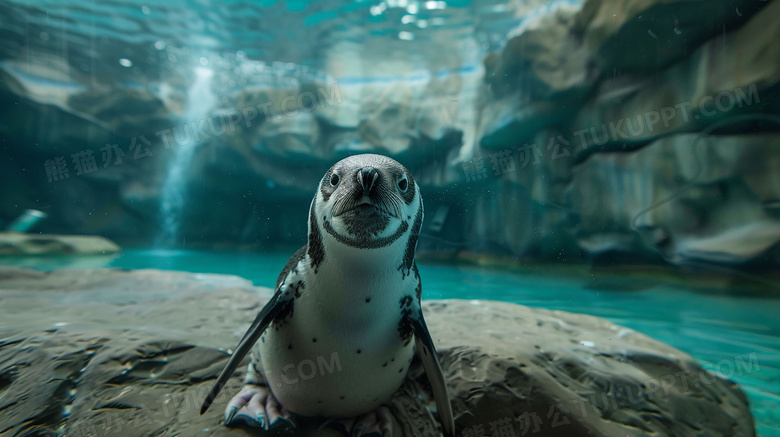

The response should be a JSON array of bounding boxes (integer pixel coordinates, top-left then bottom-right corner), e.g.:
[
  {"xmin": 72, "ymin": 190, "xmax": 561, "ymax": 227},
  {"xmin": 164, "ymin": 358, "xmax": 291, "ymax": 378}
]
[
  {"xmin": 324, "ymin": 405, "xmax": 393, "ymax": 437},
  {"xmin": 224, "ymin": 384, "xmax": 296, "ymax": 433}
]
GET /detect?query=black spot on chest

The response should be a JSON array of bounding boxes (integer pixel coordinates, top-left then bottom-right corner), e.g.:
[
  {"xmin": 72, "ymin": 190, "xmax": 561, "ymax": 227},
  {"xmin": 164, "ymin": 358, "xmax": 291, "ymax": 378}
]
[
  {"xmin": 413, "ymin": 266, "xmax": 422, "ymax": 301},
  {"xmin": 398, "ymin": 295, "xmax": 414, "ymax": 346},
  {"xmin": 398, "ymin": 204, "xmax": 422, "ymax": 279},
  {"xmin": 289, "ymin": 281, "xmax": 305, "ymax": 298},
  {"xmin": 272, "ymin": 297, "xmax": 295, "ymax": 330},
  {"xmin": 272, "ymin": 280, "xmax": 304, "ymax": 329}
]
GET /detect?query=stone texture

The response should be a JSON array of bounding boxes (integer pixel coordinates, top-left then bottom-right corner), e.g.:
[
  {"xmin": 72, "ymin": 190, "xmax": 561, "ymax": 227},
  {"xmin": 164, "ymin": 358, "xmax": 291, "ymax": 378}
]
[
  {"xmin": 574, "ymin": 0, "xmax": 767, "ymax": 71},
  {"xmin": 460, "ymin": 0, "xmax": 780, "ymax": 270},
  {"xmin": 480, "ymin": 5, "xmax": 593, "ymax": 150},
  {"xmin": 0, "ymin": 52, "xmax": 176, "ymax": 139},
  {"xmin": 0, "ymin": 231, "xmax": 120, "ymax": 256},
  {"xmin": 485, "ymin": 4, "xmax": 590, "ymax": 99},
  {"xmin": 0, "ymin": 268, "xmax": 756, "ymax": 437},
  {"xmin": 570, "ymin": 0, "xmax": 780, "ymax": 150},
  {"xmin": 427, "ymin": 300, "xmax": 755, "ymax": 437},
  {"xmin": 568, "ymin": 133, "xmax": 780, "ymax": 265}
]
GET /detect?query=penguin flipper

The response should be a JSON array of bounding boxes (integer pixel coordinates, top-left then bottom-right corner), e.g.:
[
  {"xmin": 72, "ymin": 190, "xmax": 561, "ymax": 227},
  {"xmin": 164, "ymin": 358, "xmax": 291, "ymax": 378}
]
[
  {"xmin": 200, "ymin": 290, "xmax": 290, "ymax": 415},
  {"xmin": 201, "ymin": 246, "xmax": 306, "ymax": 415},
  {"xmin": 412, "ymin": 309, "xmax": 455, "ymax": 437}
]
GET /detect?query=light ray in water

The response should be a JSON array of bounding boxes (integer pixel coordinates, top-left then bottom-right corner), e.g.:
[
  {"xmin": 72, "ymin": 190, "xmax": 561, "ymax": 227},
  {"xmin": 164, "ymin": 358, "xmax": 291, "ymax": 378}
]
[{"xmin": 155, "ymin": 66, "xmax": 215, "ymax": 247}]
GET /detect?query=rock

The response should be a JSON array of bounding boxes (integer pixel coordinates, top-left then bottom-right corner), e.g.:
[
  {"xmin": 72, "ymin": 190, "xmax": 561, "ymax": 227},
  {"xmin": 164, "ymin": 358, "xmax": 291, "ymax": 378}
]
[
  {"xmin": 486, "ymin": 4, "xmax": 590, "ymax": 99},
  {"xmin": 479, "ymin": 5, "xmax": 593, "ymax": 150},
  {"xmin": 567, "ymin": 133, "xmax": 780, "ymax": 265},
  {"xmin": 0, "ymin": 231, "xmax": 120, "ymax": 256},
  {"xmin": 0, "ymin": 55, "xmax": 96, "ymax": 137},
  {"xmin": 570, "ymin": 0, "xmax": 780, "ymax": 150},
  {"xmin": 255, "ymin": 112, "xmax": 322, "ymax": 158},
  {"xmin": 0, "ymin": 268, "xmax": 756, "ymax": 436},
  {"xmin": 467, "ymin": 0, "xmax": 780, "ymax": 271},
  {"xmin": 0, "ymin": 82, "xmax": 167, "ymax": 243},
  {"xmin": 478, "ymin": 92, "xmax": 578, "ymax": 150},
  {"xmin": 218, "ymin": 82, "xmax": 331, "ymax": 161},
  {"xmin": 0, "ymin": 52, "xmax": 175, "ymax": 139},
  {"xmin": 425, "ymin": 300, "xmax": 755, "ymax": 437},
  {"xmin": 575, "ymin": 0, "xmax": 767, "ymax": 71},
  {"xmin": 321, "ymin": 39, "xmax": 481, "ymax": 154}
]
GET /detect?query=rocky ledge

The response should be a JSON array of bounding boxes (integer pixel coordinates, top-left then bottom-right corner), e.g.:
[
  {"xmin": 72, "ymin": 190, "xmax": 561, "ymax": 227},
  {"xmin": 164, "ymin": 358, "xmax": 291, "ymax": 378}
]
[
  {"xmin": 0, "ymin": 232, "xmax": 120, "ymax": 256},
  {"xmin": 0, "ymin": 268, "xmax": 755, "ymax": 436}
]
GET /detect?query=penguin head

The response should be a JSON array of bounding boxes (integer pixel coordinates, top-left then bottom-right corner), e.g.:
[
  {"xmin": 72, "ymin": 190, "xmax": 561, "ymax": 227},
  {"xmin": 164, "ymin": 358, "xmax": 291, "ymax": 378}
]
[{"xmin": 311, "ymin": 154, "xmax": 422, "ymax": 252}]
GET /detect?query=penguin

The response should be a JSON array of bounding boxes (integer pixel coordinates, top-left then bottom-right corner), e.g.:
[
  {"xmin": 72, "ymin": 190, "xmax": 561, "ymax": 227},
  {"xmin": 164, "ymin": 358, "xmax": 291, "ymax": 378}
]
[{"xmin": 200, "ymin": 154, "xmax": 454, "ymax": 436}]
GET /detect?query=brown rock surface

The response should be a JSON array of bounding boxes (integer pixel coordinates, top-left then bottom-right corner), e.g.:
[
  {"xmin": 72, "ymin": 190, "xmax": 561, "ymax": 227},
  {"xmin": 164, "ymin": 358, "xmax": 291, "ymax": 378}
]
[{"xmin": 0, "ymin": 268, "xmax": 755, "ymax": 436}]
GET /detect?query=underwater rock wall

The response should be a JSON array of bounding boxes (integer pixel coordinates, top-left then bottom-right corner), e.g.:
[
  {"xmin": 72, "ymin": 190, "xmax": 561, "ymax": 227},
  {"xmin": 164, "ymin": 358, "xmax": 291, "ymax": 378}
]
[
  {"xmin": 1, "ymin": 0, "xmax": 778, "ymax": 271},
  {"xmin": 468, "ymin": 0, "xmax": 780, "ymax": 268}
]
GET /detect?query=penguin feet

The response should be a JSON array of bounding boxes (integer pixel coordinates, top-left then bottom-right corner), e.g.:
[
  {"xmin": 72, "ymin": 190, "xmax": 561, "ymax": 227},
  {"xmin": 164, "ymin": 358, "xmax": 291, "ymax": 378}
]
[
  {"xmin": 224, "ymin": 384, "xmax": 296, "ymax": 433},
  {"xmin": 326, "ymin": 405, "xmax": 394, "ymax": 437}
]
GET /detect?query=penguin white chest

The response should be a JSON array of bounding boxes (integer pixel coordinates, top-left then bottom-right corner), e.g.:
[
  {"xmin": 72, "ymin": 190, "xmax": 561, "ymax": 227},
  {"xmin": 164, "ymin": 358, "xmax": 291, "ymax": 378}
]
[{"xmin": 255, "ymin": 260, "xmax": 416, "ymax": 417}]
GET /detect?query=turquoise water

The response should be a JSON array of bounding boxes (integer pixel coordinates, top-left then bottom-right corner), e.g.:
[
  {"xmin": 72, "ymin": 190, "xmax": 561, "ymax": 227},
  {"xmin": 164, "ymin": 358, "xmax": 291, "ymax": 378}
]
[{"xmin": 2, "ymin": 249, "xmax": 779, "ymax": 436}]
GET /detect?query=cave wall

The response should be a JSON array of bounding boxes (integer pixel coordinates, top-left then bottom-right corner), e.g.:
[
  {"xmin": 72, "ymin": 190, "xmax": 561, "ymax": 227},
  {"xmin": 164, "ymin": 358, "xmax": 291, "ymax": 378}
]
[{"xmin": 1, "ymin": 0, "xmax": 778, "ymax": 271}]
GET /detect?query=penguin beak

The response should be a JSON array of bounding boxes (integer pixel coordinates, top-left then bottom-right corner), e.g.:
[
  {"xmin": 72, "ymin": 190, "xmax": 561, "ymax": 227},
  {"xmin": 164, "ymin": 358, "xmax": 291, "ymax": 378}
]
[
  {"xmin": 330, "ymin": 168, "xmax": 403, "ymax": 219},
  {"xmin": 358, "ymin": 167, "xmax": 379, "ymax": 194}
]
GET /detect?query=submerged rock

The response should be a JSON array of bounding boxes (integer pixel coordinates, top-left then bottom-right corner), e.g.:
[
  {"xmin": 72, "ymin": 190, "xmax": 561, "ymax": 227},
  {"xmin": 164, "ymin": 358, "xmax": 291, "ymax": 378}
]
[
  {"xmin": 0, "ymin": 268, "xmax": 755, "ymax": 436},
  {"xmin": 569, "ymin": 134, "xmax": 780, "ymax": 265},
  {"xmin": 571, "ymin": 0, "xmax": 780, "ymax": 149},
  {"xmin": 575, "ymin": 0, "xmax": 766, "ymax": 71},
  {"xmin": 460, "ymin": 0, "xmax": 780, "ymax": 271},
  {"xmin": 480, "ymin": 4, "xmax": 593, "ymax": 150},
  {"xmin": 0, "ymin": 231, "xmax": 120, "ymax": 256}
]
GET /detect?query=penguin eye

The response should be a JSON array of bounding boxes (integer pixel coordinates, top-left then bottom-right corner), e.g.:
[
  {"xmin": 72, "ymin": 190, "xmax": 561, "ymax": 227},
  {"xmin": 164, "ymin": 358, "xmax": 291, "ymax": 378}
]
[
  {"xmin": 398, "ymin": 177, "xmax": 408, "ymax": 192},
  {"xmin": 329, "ymin": 173, "xmax": 340, "ymax": 186}
]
